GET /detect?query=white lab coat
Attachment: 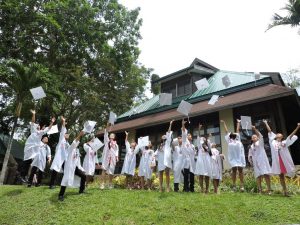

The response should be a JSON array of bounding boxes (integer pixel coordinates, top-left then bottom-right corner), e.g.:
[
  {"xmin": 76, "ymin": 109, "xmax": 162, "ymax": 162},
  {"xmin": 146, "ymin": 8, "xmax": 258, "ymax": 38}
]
[
  {"xmin": 225, "ymin": 133, "xmax": 246, "ymax": 168},
  {"xmin": 268, "ymin": 132, "xmax": 298, "ymax": 176},
  {"xmin": 173, "ymin": 145, "xmax": 184, "ymax": 183},
  {"xmin": 83, "ymin": 143, "xmax": 98, "ymax": 176},
  {"xmin": 61, "ymin": 140, "xmax": 84, "ymax": 187},
  {"xmin": 24, "ymin": 122, "xmax": 50, "ymax": 160},
  {"xmin": 102, "ymin": 129, "xmax": 119, "ymax": 175},
  {"xmin": 195, "ymin": 136, "xmax": 212, "ymax": 176},
  {"xmin": 154, "ymin": 131, "xmax": 173, "ymax": 171},
  {"xmin": 31, "ymin": 142, "xmax": 51, "ymax": 172},
  {"xmin": 210, "ymin": 148, "xmax": 223, "ymax": 180},
  {"xmin": 121, "ymin": 141, "xmax": 140, "ymax": 176},
  {"xmin": 50, "ymin": 126, "xmax": 70, "ymax": 172},
  {"xmin": 182, "ymin": 129, "xmax": 196, "ymax": 173},
  {"xmin": 138, "ymin": 148, "xmax": 155, "ymax": 179},
  {"xmin": 248, "ymin": 133, "xmax": 272, "ymax": 178}
]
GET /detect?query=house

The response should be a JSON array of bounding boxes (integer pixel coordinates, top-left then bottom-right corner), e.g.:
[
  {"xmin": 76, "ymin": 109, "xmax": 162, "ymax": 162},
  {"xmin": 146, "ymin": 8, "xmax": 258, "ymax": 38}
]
[{"xmin": 98, "ymin": 58, "xmax": 300, "ymax": 171}]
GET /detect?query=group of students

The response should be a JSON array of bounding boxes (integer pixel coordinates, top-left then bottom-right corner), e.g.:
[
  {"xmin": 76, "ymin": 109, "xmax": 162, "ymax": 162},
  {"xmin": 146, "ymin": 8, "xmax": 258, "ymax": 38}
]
[{"xmin": 20, "ymin": 109, "xmax": 300, "ymax": 201}]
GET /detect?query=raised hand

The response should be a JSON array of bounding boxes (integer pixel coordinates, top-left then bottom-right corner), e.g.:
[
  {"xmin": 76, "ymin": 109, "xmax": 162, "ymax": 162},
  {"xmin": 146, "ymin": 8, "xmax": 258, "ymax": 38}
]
[
  {"xmin": 51, "ymin": 117, "xmax": 56, "ymax": 123},
  {"xmin": 125, "ymin": 131, "xmax": 129, "ymax": 136},
  {"xmin": 30, "ymin": 109, "xmax": 36, "ymax": 114},
  {"xmin": 262, "ymin": 119, "xmax": 268, "ymax": 124},
  {"xmin": 61, "ymin": 116, "xmax": 65, "ymax": 122},
  {"xmin": 237, "ymin": 119, "xmax": 241, "ymax": 123},
  {"xmin": 220, "ymin": 120, "xmax": 225, "ymax": 123}
]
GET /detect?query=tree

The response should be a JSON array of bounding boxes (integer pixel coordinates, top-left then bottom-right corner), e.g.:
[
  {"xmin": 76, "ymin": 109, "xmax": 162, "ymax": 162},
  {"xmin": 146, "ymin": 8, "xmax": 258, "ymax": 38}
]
[
  {"xmin": 0, "ymin": 59, "xmax": 51, "ymax": 185},
  {"xmin": 267, "ymin": 0, "xmax": 300, "ymax": 31},
  {"xmin": 151, "ymin": 74, "xmax": 161, "ymax": 95},
  {"xmin": 281, "ymin": 68, "xmax": 300, "ymax": 88}
]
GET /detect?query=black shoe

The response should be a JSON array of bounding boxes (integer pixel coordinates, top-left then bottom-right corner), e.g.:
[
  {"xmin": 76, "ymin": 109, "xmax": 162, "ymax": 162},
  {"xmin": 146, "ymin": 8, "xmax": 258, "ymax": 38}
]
[
  {"xmin": 79, "ymin": 191, "xmax": 86, "ymax": 194},
  {"xmin": 58, "ymin": 196, "xmax": 64, "ymax": 201},
  {"xmin": 49, "ymin": 185, "xmax": 55, "ymax": 189},
  {"xmin": 27, "ymin": 184, "xmax": 32, "ymax": 188},
  {"xmin": 35, "ymin": 183, "xmax": 41, "ymax": 187}
]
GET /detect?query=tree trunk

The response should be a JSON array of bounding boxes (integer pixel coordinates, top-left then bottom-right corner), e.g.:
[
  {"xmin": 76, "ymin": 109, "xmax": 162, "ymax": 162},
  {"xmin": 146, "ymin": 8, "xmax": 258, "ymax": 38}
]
[{"xmin": 0, "ymin": 102, "xmax": 22, "ymax": 185}]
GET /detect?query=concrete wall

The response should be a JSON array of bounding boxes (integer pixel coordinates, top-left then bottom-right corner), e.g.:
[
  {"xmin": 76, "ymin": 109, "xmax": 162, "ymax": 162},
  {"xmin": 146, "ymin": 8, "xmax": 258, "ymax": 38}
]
[{"xmin": 219, "ymin": 109, "xmax": 234, "ymax": 169}]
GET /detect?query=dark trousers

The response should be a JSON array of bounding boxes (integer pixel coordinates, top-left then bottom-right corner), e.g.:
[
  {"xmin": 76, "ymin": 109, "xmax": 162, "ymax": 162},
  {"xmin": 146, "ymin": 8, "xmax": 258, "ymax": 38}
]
[
  {"xmin": 183, "ymin": 168, "xmax": 194, "ymax": 192},
  {"xmin": 58, "ymin": 167, "xmax": 86, "ymax": 197},
  {"xmin": 20, "ymin": 159, "xmax": 33, "ymax": 178},
  {"xmin": 49, "ymin": 163, "xmax": 65, "ymax": 187},
  {"xmin": 28, "ymin": 166, "xmax": 43, "ymax": 185},
  {"xmin": 174, "ymin": 183, "xmax": 179, "ymax": 192}
]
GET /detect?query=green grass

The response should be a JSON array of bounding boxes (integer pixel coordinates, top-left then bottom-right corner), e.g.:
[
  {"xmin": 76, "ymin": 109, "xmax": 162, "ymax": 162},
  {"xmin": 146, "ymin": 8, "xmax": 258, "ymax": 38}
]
[{"xmin": 0, "ymin": 185, "xmax": 300, "ymax": 225}]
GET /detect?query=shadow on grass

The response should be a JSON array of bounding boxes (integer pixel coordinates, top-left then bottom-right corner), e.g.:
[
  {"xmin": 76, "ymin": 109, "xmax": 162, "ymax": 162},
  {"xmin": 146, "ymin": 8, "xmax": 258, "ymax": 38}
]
[
  {"xmin": 49, "ymin": 190, "xmax": 92, "ymax": 204},
  {"xmin": 4, "ymin": 189, "xmax": 23, "ymax": 197}
]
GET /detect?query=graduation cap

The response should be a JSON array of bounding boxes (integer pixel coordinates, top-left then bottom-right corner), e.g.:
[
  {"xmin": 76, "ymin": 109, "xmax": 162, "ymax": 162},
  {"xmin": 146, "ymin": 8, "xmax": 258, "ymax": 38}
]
[
  {"xmin": 240, "ymin": 116, "xmax": 252, "ymax": 130},
  {"xmin": 222, "ymin": 75, "xmax": 231, "ymax": 88},
  {"xmin": 295, "ymin": 86, "xmax": 300, "ymax": 96},
  {"xmin": 159, "ymin": 93, "xmax": 172, "ymax": 106},
  {"xmin": 89, "ymin": 138, "xmax": 104, "ymax": 151},
  {"xmin": 47, "ymin": 125, "xmax": 59, "ymax": 135},
  {"xmin": 138, "ymin": 136, "xmax": 149, "ymax": 147},
  {"xmin": 83, "ymin": 121, "xmax": 97, "ymax": 133},
  {"xmin": 177, "ymin": 100, "xmax": 193, "ymax": 116},
  {"xmin": 72, "ymin": 100, "xmax": 79, "ymax": 106},
  {"xmin": 254, "ymin": 72, "xmax": 261, "ymax": 80},
  {"xmin": 208, "ymin": 95, "xmax": 219, "ymax": 105},
  {"xmin": 109, "ymin": 111, "xmax": 117, "ymax": 125},
  {"xmin": 195, "ymin": 78, "xmax": 209, "ymax": 91},
  {"xmin": 30, "ymin": 86, "xmax": 46, "ymax": 100}
]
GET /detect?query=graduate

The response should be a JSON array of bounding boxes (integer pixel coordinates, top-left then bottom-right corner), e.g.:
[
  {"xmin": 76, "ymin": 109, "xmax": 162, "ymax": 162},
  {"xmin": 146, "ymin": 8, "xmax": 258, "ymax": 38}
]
[
  {"xmin": 58, "ymin": 131, "xmax": 86, "ymax": 201},
  {"xmin": 154, "ymin": 120, "xmax": 173, "ymax": 192},
  {"xmin": 248, "ymin": 125, "xmax": 272, "ymax": 194},
  {"xmin": 181, "ymin": 119, "xmax": 196, "ymax": 192},
  {"xmin": 100, "ymin": 123, "xmax": 119, "ymax": 189},
  {"xmin": 83, "ymin": 137, "xmax": 99, "ymax": 180},
  {"xmin": 210, "ymin": 143, "xmax": 225, "ymax": 194},
  {"xmin": 138, "ymin": 141, "xmax": 155, "ymax": 190},
  {"xmin": 121, "ymin": 131, "xmax": 140, "ymax": 189},
  {"xmin": 49, "ymin": 116, "xmax": 70, "ymax": 189},
  {"xmin": 263, "ymin": 120, "xmax": 300, "ymax": 196},
  {"xmin": 172, "ymin": 135, "xmax": 184, "ymax": 192},
  {"xmin": 220, "ymin": 119, "xmax": 245, "ymax": 192},
  {"xmin": 27, "ymin": 117, "xmax": 56, "ymax": 187},
  {"xmin": 195, "ymin": 124, "xmax": 212, "ymax": 194},
  {"xmin": 20, "ymin": 110, "xmax": 54, "ymax": 182}
]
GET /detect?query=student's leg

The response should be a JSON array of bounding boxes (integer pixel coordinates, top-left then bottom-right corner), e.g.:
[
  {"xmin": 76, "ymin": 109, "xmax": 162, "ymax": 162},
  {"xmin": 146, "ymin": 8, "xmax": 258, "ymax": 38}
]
[
  {"xmin": 140, "ymin": 176, "xmax": 145, "ymax": 189},
  {"xmin": 125, "ymin": 175, "xmax": 129, "ymax": 188},
  {"xmin": 165, "ymin": 168, "xmax": 170, "ymax": 192},
  {"xmin": 49, "ymin": 170, "xmax": 58, "ymax": 188},
  {"xmin": 213, "ymin": 179, "xmax": 218, "ymax": 193},
  {"xmin": 159, "ymin": 171, "xmax": 164, "ymax": 192},
  {"xmin": 75, "ymin": 167, "xmax": 86, "ymax": 193},
  {"xmin": 204, "ymin": 176, "xmax": 209, "ymax": 193},
  {"xmin": 189, "ymin": 172, "xmax": 194, "ymax": 192},
  {"xmin": 238, "ymin": 167, "xmax": 244, "ymax": 191},
  {"xmin": 183, "ymin": 169, "xmax": 189, "ymax": 192},
  {"xmin": 146, "ymin": 178, "xmax": 151, "ymax": 190},
  {"xmin": 20, "ymin": 159, "xmax": 32, "ymax": 180},
  {"xmin": 231, "ymin": 167, "xmax": 237, "ymax": 190},
  {"xmin": 264, "ymin": 174, "xmax": 271, "ymax": 194},
  {"xmin": 27, "ymin": 166, "xmax": 38, "ymax": 187},
  {"xmin": 100, "ymin": 169, "xmax": 106, "ymax": 189},
  {"xmin": 256, "ymin": 176, "xmax": 262, "ymax": 193},
  {"xmin": 108, "ymin": 174, "xmax": 113, "ymax": 187},
  {"xmin": 279, "ymin": 174, "xmax": 288, "ymax": 196},
  {"xmin": 199, "ymin": 175, "xmax": 204, "ymax": 193},
  {"xmin": 58, "ymin": 186, "xmax": 66, "ymax": 200},
  {"xmin": 36, "ymin": 170, "xmax": 43, "ymax": 186}
]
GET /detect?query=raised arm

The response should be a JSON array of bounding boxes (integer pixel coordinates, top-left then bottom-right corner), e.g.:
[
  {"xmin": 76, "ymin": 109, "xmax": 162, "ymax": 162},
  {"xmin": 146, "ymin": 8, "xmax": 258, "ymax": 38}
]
[
  {"xmin": 220, "ymin": 120, "xmax": 228, "ymax": 133},
  {"xmin": 125, "ymin": 131, "xmax": 129, "ymax": 142},
  {"xmin": 182, "ymin": 119, "xmax": 187, "ymax": 132},
  {"xmin": 198, "ymin": 123, "xmax": 202, "ymax": 137},
  {"xmin": 30, "ymin": 109, "xmax": 36, "ymax": 123},
  {"xmin": 236, "ymin": 119, "xmax": 241, "ymax": 133},
  {"xmin": 61, "ymin": 116, "xmax": 66, "ymax": 128},
  {"xmin": 288, "ymin": 123, "xmax": 300, "ymax": 139},
  {"xmin": 252, "ymin": 125, "xmax": 260, "ymax": 137},
  {"xmin": 263, "ymin": 119, "xmax": 272, "ymax": 133},
  {"xmin": 168, "ymin": 120, "xmax": 174, "ymax": 133},
  {"xmin": 48, "ymin": 117, "xmax": 56, "ymax": 130},
  {"xmin": 75, "ymin": 131, "xmax": 85, "ymax": 142}
]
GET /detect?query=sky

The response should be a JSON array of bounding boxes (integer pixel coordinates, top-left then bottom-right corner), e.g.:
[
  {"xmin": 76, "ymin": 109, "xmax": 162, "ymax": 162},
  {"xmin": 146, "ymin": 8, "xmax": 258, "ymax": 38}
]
[{"xmin": 119, "ymin": 0, "xmax": 300, "ymax": 79}]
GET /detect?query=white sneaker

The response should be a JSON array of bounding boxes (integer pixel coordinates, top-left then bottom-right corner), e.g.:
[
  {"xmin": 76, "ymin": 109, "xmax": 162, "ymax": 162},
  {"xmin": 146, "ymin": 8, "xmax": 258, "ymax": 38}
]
[
  {"xmin": 100, "ymin": 184, "xmax": 105, "ymax": 190},
  {"xmin": 109, "ymin": 184, "xmax": 114, "ymax": 189}
]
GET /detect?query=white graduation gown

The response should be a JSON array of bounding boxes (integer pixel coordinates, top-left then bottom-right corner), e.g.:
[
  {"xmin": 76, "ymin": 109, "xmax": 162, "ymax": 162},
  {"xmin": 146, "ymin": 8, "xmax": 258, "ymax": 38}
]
[
  {"xmin": 83, "ymin": 143, "xmax": 98, "ymax": 176},
  {"xmin": 182, "ymin": 129, "xmax": 196, "ymax": 173},
  {"xmin": 121, "ymin": 141, "xmax": 140, "ymax": 176},
  {"xmin": 24, "ymin": 122, "xmax": 50, "ymax": 160},
  {"xmin": 102, "ymin": 129, "xmax": 119, "ymax": 175},
  {"xmin": 210, "ymin": 148, "xmax": 223, "ymax": 180},
  {"xmin": 225, "ymin": 133, "xmax": 246, "ymax": 168},
  {"xmin": 61, "ymin": 140, "xmax": 84, "ymax": 188},
  {"xmin": 31, "ymin": 142, "xmax": 51, "ymax": 172},
  {"xmin": 173, "ymin": 145, "xmax": 184, "ymax": 183},
  {"xmin": 268, "ymin": 132, "xmax": 298, "ymax": 176},
  {"xmin": 248, "ymin": 133, "xmax": 271, "ymax": 178},
  {"xmin": 138, "ymin": 148, "xmax": 155, "ymax": 179},
  {"xmin": 154, "ymin": 131, "xmax": 173, "ymax": 172},
  {"xmin": 195, "ymin": 136, "xmax": 212, "ymax": 176},
  {"xmin": 50, "ymin": 127, "xmax": 70, "ymax": 172}
]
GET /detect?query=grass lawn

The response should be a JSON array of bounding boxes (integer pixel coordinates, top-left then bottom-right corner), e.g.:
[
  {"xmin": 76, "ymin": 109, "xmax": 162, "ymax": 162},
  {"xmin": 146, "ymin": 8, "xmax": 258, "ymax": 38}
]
[{"xmin": 0, "ymin": 185, "xmax": 300, "ymax": 225}]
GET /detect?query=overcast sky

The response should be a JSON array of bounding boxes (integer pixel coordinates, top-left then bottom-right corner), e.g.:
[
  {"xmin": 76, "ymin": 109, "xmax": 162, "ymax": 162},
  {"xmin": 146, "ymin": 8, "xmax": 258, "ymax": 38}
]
[{"xmin": 119, "ymin": 0, "xmax": 300, "ymax": 78}]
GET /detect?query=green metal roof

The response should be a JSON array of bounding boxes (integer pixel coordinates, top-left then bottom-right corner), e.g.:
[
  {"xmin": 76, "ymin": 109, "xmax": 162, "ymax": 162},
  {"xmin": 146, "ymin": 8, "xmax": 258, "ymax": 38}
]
[{"xmin": 118, "ymin": 70, "xmax": 272, "ymax": 122}]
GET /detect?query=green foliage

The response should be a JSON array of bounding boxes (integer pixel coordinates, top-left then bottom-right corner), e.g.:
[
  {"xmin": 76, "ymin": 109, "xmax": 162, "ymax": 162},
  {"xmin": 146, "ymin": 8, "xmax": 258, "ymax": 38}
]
[
  {"xmin": 150, "ymin": 73, "xmax": 161, "ymax": 95},
  {"xmin": 267, "ymin": 0, "xmax": 300, "ymax": 31},
  {"xmin": 281, "ymin": 68, "xmax": 300, "ymax": 88},
  {"xmin": 0, "ymin": 185, "xmax": 300, "ymax": 224}
]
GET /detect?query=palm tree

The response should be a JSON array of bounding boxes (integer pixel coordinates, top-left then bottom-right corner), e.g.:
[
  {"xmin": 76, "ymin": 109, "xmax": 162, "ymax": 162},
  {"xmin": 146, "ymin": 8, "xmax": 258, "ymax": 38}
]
[
  {"xmin": 267, "ymin": 0, "xmax": 300, "ymax": 31},
  {"xmin": 0, "ymin": 59, "xmax": 50, "ymax": 185}
]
